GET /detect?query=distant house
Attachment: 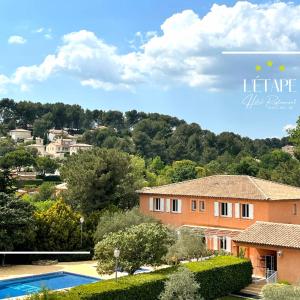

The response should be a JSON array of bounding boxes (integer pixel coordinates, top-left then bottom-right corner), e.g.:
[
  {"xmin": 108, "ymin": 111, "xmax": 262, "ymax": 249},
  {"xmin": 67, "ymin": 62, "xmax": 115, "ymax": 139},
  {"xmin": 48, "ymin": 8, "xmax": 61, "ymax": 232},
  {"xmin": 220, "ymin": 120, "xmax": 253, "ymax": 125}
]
[
  {"xmin": 282, "ymin": 145, "xmax": 295, "ymax": 156},
  {"xmin": 26, "ymin": 137, "xmax": 46, "ymax": 156},
  {"xmin": 9, "ymin": 128, "xmax": 31, "ymax": 142},
  {"xmin": 55, "ymin": 182, "xmax": 68, "ymax": 196},
  {"xmin": 48, "ymin": 129, "xmax": 68, "ymax": 141},
  {"xmin": 138, "ymin": 175, "xmax": 300, "ymax": 284},
  {"xmin": 46, "ymin": 138, "xmax": 73, "ymax": 158},
  {"xmin": 70, "ymin": 143, "xmax": 92, "ymax": 155}
]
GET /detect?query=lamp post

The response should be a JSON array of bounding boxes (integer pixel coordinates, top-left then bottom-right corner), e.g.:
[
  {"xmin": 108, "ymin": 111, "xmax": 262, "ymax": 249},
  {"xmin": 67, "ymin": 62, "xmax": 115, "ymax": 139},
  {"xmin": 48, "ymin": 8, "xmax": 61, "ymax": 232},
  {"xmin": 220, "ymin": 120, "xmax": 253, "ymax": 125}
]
[
  {"xmin": 114, "ymin": 248, "xmax": 120, "ymax": 281},
  {"xmin": 80, "ymin": 217, "xmax": 84, "ymax": 248}
]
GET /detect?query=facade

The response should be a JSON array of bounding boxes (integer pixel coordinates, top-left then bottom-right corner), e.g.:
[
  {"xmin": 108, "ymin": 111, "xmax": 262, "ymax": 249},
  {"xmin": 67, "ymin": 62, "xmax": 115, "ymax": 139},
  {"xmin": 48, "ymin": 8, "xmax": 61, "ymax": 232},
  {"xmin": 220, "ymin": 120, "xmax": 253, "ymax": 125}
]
[
  {"xmin": 138, "ymin": 175, "xmax": 300, "ymax": 283},
  {"xmin": 70, "ymin": 143, "xmax": 92, "ymax": 155},
  {"xmin": 26, "ymin": 137, "xmax": 46, "ymax": 156},
  {"xmin": 46, "ymin": 138, "xmax": 73, "ymax": 158},
  {"xmin": 9, "ymin": 128, "xmax": 31, "ymax": 141}
]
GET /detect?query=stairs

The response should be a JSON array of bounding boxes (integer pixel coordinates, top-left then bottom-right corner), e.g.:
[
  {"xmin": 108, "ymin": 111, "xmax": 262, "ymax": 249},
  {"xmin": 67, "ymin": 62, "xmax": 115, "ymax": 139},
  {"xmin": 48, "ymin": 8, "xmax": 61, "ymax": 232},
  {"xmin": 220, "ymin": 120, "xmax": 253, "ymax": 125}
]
[{"xmin": 238, "ymin": 279, "xmax": 266, "ymax": 299}]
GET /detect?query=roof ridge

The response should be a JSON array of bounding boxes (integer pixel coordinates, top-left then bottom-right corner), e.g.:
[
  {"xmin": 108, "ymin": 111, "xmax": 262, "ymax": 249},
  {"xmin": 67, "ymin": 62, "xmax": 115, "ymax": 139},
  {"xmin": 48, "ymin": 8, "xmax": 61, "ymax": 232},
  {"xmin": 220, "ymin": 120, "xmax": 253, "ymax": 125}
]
[
  {"xmin": 247, "ymin": 176, "xmax": 269, "ymax": 200},
  {"xmin": 140, "ymin": 174, "xmax": 226, "ymax": 191},
  {"xmin": 256, "ymin": 221, "xmax": 300, "ymax": 227},
  {"xmin": 248, "ymin": 175, "xmax": 300, "ymax": 190}
]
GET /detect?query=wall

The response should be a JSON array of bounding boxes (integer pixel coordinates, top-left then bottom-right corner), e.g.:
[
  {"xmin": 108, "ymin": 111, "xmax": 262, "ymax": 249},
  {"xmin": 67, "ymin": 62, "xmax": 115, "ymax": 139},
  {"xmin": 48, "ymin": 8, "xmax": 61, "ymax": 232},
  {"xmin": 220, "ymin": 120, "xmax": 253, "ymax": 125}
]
[{"xmin": 139, "ymin": 194, "xmax": 271, "ymax": 230}]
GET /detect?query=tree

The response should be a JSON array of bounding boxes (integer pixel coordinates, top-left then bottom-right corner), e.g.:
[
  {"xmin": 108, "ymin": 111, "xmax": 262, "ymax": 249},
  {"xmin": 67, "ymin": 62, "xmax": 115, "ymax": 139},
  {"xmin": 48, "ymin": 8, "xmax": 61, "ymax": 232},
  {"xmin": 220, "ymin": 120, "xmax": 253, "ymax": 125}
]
[
  {"xmin": 171, "ymin": 160, "xmax": 198, "ymax": 183},
  {"xmin": 32, "ymin": 112, "xmax": 53, "ymax": 138},
  {"xmin": 94, "ymin": 223, "xmax": 173, "ymax": 275},
  {"xmin": 35, "ymin": 156, "xmax": 59, "ymax": 176},
  {"xmin": 34, "ymin": 199, "xmax": 82, "ymax": 251},
  {"xmin": 159, "ymin": 266, "xmax": 203, "ymax": 300},
  {"xmin": 0, "ymin": 168, "xmax": 16, "ymax": 194},
  {"xmin": 1, "ymin": 148, "xmax": 35, "ymax": 171},
  {"xmin": 60, "ymin": 148, "xmax": 141, "ymax": 213},
  {"xmin": 232, "ymin": 156, "xmax": 260, "ymax": 176},
  {"xmin": 34, "ymin": 182, "xmax": 56, "ymax": 201},
  {"xmin": 165, "ymin": 228, "xmax": 206, "ymax": 264},
  {"xmin": 0, "ymin": 192, "xmax": 35, "ymax": 251},
  {"xmin": 94, "ymin": 207, "xmax": 158, "ymax": 243}
]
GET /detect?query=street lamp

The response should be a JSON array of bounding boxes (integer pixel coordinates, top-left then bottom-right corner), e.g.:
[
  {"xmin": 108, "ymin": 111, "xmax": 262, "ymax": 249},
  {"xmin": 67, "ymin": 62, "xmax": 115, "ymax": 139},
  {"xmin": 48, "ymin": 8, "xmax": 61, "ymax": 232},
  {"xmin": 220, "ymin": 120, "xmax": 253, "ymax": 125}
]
[
  {"xmin": 114, "ymin": 248, "xmax": 120, "ymax": 281},
  {"xmin": 80, "ymin": 217, "xmax": 84, "ymax": 248}
]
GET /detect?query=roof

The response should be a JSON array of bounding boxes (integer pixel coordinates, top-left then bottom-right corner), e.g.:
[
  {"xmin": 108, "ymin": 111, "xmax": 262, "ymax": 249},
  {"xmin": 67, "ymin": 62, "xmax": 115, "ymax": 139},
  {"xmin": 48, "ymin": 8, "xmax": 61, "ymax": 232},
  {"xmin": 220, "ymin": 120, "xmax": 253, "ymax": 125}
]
[
  {"xmin": 10, "ymin": 128, "xmax": 31, "ymax": 132},
  {"xmin": 181, "ymin": 225, "xmax": 242, "ymax": 238},
  {"xmin": 70, "ymin": 143, "xmax": 92, "ymax": 147},
  {"xmin": 55, "ymin": 182, "xmax": 67, "ymax": 190},
  {"xmin": 137, "ymin": 175, "xmax": 300, "ymax": 201},
  {"xmin": 233, "ymin": 221, "xmax": 300, "ymax": 249}
]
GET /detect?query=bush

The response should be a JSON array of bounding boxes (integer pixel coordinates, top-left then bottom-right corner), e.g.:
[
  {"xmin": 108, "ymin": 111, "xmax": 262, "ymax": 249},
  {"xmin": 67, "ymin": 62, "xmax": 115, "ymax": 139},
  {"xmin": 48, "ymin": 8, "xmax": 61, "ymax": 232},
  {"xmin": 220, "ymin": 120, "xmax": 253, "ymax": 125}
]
[
  {"xmin": 159, "ymin": 266, "xmax": 203, "ymax": 300},
  {"xmin": 54, "ymin": 256, "xmax": 252, "ymax": 300},
  {"xmin": 262, "ymin": 283, "xmax": 300, "ymax": 300}
]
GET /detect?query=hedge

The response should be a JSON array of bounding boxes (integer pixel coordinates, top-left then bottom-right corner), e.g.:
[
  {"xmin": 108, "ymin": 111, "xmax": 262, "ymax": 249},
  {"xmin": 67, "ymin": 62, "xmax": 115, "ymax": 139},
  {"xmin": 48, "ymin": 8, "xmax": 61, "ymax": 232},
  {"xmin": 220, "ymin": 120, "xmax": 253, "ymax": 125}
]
[{"xmin": 55, "ymin": 256, "xmax": 252, "ymax": 300}]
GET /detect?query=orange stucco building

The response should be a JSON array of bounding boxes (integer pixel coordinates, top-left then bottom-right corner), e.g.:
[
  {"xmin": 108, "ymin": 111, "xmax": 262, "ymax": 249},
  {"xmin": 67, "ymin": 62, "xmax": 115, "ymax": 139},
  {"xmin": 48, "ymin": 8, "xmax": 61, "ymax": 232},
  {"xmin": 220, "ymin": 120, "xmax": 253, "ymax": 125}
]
[{"xmin": 138, "ymin": 175, "xmax": 300, "ymax": 283}]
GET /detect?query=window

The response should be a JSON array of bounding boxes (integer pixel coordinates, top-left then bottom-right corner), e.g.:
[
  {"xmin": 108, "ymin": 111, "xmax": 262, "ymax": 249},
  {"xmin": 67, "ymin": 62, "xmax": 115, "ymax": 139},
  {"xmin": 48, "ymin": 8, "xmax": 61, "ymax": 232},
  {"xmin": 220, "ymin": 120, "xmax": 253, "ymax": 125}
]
[
  {"xmin": 172, "ymin": 199, "xmax": 179, "ymax": 212},
  {"xmin": 154, "ymin": 198, "xmax": 161, "ymax": 211},
  {"xmin": 221, "ymin": 203, "xmax": 228, "ymax": 216},
  {"xmin": 191, "ymin": 200, "xmax": 197, "ymax": 211},
  {"xmin": 241, "ymin": 204, "xmax": 250, "ymax": 218},
  {"xmin": 219, "ymin": 237, "xmax": 227, "ymax": 251},
  {"xmin": 199, "ymin": 200, "xmax": 205, "ymax": 211},
  {"xmin": 293, "ymin": 204, "xmax": 297, "ymax": 215}
]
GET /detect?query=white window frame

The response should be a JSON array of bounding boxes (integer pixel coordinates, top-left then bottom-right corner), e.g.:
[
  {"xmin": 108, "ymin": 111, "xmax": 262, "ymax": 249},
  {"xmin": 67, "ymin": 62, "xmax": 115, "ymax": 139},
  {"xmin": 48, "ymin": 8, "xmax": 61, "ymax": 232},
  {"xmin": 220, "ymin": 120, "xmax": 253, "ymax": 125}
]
[
  {"xmin": 199, "ymin": 200, "xmax": 205, "ymax": 211},
  {"xmin": 191, "ymin": 200, "xmax": 197, "ymax": 211}
]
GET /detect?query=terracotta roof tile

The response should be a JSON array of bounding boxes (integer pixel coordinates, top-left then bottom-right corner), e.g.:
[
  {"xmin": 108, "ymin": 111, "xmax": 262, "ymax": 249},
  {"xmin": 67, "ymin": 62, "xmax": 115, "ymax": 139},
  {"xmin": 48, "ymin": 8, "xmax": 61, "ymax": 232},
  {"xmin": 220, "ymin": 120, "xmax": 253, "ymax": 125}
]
[
  {"xmin": 137, "ymin": 175, "xmax": 300, "ymax": 200},
  {"xmin": 233, "ymin": 221, "xmax": 300, "ymax": 249}
]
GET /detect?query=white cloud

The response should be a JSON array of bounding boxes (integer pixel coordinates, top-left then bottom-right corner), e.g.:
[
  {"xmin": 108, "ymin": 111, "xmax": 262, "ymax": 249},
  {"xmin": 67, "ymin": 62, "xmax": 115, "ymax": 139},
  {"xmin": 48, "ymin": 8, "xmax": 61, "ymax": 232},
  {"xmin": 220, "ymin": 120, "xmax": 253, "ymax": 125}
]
[
  {"xmin": 8, "ymin": 35, "xmax": 27, "ymax": 44},
  {"xmin": 283, "ymin": 124, "xmax": 296, "ymax": 132},
  {"xmin": 3, "ymin": 1, "xmax": 300, "ymax": 91}
]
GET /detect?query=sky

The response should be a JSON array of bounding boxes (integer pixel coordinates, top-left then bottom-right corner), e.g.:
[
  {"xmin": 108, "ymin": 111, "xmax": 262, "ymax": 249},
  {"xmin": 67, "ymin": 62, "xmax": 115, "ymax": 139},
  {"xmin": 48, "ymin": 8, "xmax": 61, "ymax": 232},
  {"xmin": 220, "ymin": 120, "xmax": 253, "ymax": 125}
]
[{"xmin": 1, "ymin": 0, "xmax": 300, "ymax": 138}]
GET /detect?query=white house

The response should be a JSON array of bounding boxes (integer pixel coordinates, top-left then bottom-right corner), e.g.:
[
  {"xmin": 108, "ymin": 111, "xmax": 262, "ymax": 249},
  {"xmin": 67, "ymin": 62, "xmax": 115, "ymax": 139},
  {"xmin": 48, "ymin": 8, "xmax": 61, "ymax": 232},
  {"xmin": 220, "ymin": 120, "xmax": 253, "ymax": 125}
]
[
  {"xmin": 70, "ymin": 143, "xmax": 92, "ymax": 155},
  {"xmin": 9, "ymin": 129, "xmax": 32, "ymax": 142}
]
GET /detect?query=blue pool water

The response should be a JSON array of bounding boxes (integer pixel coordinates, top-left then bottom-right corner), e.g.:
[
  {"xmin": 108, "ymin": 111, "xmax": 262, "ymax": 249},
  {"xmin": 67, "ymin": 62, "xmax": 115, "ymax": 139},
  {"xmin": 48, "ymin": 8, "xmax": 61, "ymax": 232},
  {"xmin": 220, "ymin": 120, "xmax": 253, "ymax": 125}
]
[{"xmin": 0, "ymin": 272, "xmax": 100, "ymax": 299}]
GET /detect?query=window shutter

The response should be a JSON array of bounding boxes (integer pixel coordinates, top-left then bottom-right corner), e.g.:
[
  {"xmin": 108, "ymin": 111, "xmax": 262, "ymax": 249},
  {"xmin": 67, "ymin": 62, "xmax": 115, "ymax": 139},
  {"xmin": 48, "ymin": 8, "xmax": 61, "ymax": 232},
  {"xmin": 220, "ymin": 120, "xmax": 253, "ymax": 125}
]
[
  {"xmin": 226, "ymin": 237, "xmax": 231, "ymax": 252},
  {"xmin": 227, "ymin": 203, "xmax": 232, "ymax": 217},
  {"xmin": 149, "ymin": 197, "xmax": 153, "ymax": 211},
  {"xmin": 161, "ymin": 198, "xmax": 164, "ymax": 212},
  {"xmin": 178, "ymin": 199, "xmax": 182, "ymax": 213},
  {"xmin": 235, "ymin": 203, "xmax": 240, "ymax": 218},
  {"xmin": 166, "ymin": 199, "xmax": 170, "ymax": 212},
  {"xmin": 213, "ymin": 236, "xmax": 218, "ymax": 250},
  {"xmin": 249, "ymin": 204, "xmax": 254, "ymax": 219},
  {"xmin": 214, "ymin": 202, "xmax": 219, "ymax": 216}
]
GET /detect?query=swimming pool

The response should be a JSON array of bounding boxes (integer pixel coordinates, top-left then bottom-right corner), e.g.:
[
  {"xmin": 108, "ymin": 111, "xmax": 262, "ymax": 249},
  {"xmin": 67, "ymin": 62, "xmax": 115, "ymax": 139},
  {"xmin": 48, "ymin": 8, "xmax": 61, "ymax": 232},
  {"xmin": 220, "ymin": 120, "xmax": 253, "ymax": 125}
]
[{"xmin": 0, "ymin": 272, "xmax": 100, "ymax": 299}]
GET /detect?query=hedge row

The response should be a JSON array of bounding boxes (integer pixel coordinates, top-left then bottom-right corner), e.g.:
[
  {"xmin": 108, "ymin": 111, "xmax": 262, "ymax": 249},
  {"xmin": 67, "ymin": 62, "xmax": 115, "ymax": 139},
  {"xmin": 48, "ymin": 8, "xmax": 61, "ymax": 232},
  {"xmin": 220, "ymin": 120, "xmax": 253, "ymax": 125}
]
[{"xmin": 56, "ymin": 256, "xmax": 252, "ymax": 300}]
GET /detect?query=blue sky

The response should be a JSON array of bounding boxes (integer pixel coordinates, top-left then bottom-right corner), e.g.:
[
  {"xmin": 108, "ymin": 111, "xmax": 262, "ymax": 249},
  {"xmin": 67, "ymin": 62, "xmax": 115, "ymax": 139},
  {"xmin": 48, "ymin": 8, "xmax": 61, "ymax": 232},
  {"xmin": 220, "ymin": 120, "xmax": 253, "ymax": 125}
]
[{"xmin": 1, "ymin": 1, "xmax": 300, "ymax": 138}]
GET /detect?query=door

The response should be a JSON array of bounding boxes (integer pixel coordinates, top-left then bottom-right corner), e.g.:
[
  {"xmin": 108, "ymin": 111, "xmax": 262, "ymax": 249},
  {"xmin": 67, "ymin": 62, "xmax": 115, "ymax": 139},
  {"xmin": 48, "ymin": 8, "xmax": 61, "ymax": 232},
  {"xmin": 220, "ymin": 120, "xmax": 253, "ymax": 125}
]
[{"xmin": 265, "ymin": 255, "xmax": 277, "ymax": 277}]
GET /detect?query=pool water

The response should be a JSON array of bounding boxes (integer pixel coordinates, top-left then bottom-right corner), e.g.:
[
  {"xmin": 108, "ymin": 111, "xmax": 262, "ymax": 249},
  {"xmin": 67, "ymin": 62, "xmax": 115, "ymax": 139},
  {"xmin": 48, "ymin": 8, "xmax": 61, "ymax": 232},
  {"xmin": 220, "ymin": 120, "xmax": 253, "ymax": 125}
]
[{"xmin": 0, "ymin": 272, "xmax": 99, "ymax": 299}]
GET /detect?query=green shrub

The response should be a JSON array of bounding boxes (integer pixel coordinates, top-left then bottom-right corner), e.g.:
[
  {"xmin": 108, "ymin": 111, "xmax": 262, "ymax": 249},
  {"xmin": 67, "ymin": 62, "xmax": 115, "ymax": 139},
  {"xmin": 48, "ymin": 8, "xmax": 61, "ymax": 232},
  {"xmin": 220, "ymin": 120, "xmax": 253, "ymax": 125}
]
[
  {"xmin": 55, "ymin": 256, "xmax": 252, "ymax": 300},
  {"xmin": 262, "ymin": 283, "xmax": 300, "ymax": 300}
]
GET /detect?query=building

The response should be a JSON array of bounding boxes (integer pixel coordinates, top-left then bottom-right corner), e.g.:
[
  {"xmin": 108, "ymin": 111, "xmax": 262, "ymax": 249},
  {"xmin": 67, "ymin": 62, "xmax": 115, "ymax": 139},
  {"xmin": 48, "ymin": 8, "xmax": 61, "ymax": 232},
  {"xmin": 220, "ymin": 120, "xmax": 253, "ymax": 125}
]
[
  {"xmin": 48, "ymin": 129, "xmax": 68, "ymax": 141},
  {"xmin": 70, "ymin": 143, "xmax": 92, "ymax": 155},
  {"xmin": 26, "ymin": 137, "xmax": 46, "ymax": 156},
  {"xmin": 9, "ymin": 128, "xmax": 31, "ymax": 142},
  {"xmin": 138, "ymin": 175, "xmax": 300, "ymax": 283},
  {"xmin": 282, "ymin": 145, "xmax": 295, "ymax": 156},
  {"xmin": 46, "ymin": 138, "xmax": 73, "ymax": 158}
]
